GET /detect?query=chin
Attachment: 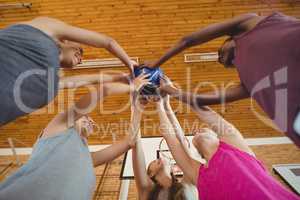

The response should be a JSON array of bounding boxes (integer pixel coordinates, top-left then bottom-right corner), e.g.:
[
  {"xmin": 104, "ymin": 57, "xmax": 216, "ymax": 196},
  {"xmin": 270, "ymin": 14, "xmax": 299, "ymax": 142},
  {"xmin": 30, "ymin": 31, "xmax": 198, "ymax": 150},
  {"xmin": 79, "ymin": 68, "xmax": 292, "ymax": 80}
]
[{"xmin": 60, "ymin": 62, "xmax": 75, "ymax": 68}]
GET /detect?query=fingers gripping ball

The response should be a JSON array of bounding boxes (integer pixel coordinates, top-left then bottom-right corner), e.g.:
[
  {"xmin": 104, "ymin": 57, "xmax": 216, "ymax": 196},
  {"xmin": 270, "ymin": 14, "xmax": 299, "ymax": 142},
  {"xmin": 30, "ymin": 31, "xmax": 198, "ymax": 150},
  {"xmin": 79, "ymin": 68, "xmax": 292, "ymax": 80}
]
[{"xmin": 134, "ymin": 66, "xmax": 164, "ymax": 95}]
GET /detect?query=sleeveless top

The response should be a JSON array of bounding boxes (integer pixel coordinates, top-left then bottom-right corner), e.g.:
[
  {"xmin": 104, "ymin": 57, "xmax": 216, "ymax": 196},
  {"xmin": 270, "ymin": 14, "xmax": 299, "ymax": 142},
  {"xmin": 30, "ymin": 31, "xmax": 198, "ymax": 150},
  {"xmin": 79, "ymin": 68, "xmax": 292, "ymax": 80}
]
[
  {"xmin": 197, "ymin": 141, "xmax": 300, "ymax": 200},
  {"xmin": 183, "ymin": 182, "xmax": 198, "ymax": 200},
  {"xmin": 233, "ymin": 12, "xmax": 300, "ymax": 147},
  {"xmin": 0, "ymin": 128, "xmax": 96, "ymax": 200},
  {"xmin": 0, "ymin": 24, "xmax": 60, "ymax": 126}
]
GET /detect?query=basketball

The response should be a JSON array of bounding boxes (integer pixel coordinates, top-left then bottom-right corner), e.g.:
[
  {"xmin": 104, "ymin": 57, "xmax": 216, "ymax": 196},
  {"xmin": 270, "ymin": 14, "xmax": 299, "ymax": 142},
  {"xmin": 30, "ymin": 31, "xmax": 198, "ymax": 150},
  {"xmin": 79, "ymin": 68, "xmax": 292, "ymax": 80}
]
[{"xmin": 134, "ymin": 65, "xmax": 164, "ymax": 95}]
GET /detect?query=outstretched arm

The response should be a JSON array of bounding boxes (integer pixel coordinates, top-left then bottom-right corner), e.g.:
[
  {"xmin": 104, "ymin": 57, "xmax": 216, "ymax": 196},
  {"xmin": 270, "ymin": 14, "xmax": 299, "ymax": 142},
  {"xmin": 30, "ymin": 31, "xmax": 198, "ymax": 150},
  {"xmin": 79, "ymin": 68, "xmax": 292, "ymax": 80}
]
[
  {"xmin": 91, "ymin": 135, "xmax": 135, "ymax": 167},
  {"xmin": 43, "ymin": 74, "xmax": 149, "ymax": 137},
  {"xmin": 162, "ymin": 95, "xmax": 191, "ymax": 156},
  {"xmin": 25, "ymin": 17, "xmax": 137, "ymax": 73},
  {"xmin": 157, "ymin": 100, "xmax": 200, "ymax": 185},
  {"xmin": 163, "ymin": 78, "xmax": 254, "ymax": 156},
  {"xmin": 150, "ymin": 13, "xmax": 258, "ymax": 67},
  {"xmin": 59, "ymin": 72, "xmax": 129, "ymax": 89},
  {"xmin": 161, "ymin": 78, "xmax": 253, "ymax": 155},
  {"xmin": 192, "ymin": 106, "xmax": 255, "ymax": 156},
  {"xmin": 161, "ymin": 82, "xmax": 249, "ymax": 107},
  {"xmin": 131, "ymin": 95, "xmax": 153, "ymax": 198}
]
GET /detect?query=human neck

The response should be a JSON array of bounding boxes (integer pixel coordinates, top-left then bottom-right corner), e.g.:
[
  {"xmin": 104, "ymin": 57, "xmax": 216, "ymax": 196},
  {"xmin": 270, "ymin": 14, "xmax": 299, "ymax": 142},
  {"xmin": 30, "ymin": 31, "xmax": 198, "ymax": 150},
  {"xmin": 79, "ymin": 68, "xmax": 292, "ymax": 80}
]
[{"xmin": 156, "ymin": 172, "xmax": 172, "ymax": 189}]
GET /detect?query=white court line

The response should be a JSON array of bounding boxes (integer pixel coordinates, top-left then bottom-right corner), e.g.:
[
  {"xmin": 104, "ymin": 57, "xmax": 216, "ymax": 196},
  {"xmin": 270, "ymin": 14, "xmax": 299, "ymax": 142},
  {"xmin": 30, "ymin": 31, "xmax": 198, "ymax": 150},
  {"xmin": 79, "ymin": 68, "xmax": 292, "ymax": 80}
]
[{"xmin": 0, "ymin": 136, "xmax": 293, "ymax": 156}]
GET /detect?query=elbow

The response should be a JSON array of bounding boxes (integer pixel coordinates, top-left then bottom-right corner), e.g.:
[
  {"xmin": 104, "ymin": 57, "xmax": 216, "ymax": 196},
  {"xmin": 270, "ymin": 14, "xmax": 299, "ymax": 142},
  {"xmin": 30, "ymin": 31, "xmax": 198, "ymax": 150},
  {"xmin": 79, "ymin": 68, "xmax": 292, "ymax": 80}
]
[
  {"xmin": 240, "ymin": 13, "xmax": 258, "ymax": 22},
  {"xmin": 244, "ymin": 13, "xmax": 258, "ymax": 18},
  {"xmin": 180, "ymin": 36, "xmax": 195, "ymax": 48},
  {"xmin": 105, "ymin": 37, "xmax": 117, "ymax": 50}
]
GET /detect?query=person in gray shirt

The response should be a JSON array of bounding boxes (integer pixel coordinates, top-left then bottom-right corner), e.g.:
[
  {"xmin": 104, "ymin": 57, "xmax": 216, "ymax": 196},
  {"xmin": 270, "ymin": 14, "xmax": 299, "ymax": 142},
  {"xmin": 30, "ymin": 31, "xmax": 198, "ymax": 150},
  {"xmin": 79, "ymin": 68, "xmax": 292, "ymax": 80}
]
[{"xmin": 0, "ymin": 17, "xmax": 137, "ymax": 126}]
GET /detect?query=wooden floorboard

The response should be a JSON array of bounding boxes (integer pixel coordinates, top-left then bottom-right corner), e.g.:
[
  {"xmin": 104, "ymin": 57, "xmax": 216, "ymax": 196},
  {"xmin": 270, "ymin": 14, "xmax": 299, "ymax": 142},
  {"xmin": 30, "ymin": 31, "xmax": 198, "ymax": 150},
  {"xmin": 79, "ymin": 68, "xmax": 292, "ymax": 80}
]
[{"xmin": 0, "ymin": 143, "xmax": 299, "ymax": 199}]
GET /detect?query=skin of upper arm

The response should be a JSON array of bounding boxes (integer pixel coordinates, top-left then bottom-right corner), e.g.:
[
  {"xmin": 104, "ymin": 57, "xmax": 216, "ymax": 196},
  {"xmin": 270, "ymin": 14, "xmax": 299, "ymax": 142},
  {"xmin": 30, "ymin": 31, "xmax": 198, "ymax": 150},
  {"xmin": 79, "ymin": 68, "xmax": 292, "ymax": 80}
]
[
  {"xmin": 229, "ymin": 13, "xmax": 259, "ymax": 35},
  {"xmin": 182, "ymin": 13, "xmax": 259, "ymax": 46},
  {"xmin": 164, "ymin": 134, "xmax": 200, "ymax": 184},
  {"xmin": 193, "ymin": 107, "xmax": 255, "ymax": 156},
  {"xmin": 24, "ymin": 17, "xmax": 111, "ymax": 48},
  {"xmin": 219, "ymin": 126, "xmax": 255, "ymax": 157},
  {"xmin": 21, "ymin": 17, "xmax": 64, "ymax": 39}
]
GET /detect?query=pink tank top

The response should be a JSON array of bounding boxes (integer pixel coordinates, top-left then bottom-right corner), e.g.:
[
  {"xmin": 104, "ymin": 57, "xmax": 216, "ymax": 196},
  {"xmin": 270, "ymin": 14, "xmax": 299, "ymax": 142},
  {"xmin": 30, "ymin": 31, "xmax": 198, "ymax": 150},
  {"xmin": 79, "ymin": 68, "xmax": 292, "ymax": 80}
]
[
  {"xmin": 197, "ymin": 141, "xmax": 300, "ymax": 200},
  {"xmin": 233, "ymin": 12, "xmax": 300, "ymax": 147}
]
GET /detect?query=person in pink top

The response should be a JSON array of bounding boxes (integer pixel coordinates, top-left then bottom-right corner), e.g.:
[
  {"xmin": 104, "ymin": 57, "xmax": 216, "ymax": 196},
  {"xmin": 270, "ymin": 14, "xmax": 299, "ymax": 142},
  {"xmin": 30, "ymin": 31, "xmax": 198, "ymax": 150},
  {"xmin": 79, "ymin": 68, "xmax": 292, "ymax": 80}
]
[{"xmin": 155, "ymin": 79, "xmax": 300, "ymax": 200}]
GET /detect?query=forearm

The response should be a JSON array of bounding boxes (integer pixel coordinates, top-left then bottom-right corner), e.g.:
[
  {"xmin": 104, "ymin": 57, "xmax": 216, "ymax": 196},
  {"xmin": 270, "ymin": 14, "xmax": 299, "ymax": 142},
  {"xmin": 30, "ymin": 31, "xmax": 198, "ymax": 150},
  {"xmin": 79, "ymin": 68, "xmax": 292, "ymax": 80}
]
[
  {"xmin": 106, "ymin": 39, "xmax": 132, "ymax": 67},
  {"xmin": 161, "ymin": 86, "xmax": 219, "ymax": 108},
  {"xmin": 132, "ymin": 139, "xmax": 152, "ymax": 190},
  {"xmin": 129, "ymin": 109, "xmax": 142, "ymax": 138},
  {"xmin": 157, "ymin": 103, "xmax": 174, "ymax": 136},
  {"xmin": 162, "ymin": 84, "xmax": 249, "ymax": 108},
  {"xmin": 67, "ymin": 82, "xmax": 131, "ymax": 122},
  {"xmin": 91, "ymin": 139, "xmax": 130, "ymax": 167},
  {"xmin": 163, "ymin": 102, "xmax": 184, "ymax": 137},
  {"xmin": 152, "ymin": 14, "xmax": 257, "ymax": 68},
  {"xmin": 59, "ymin": 73, "xmax": 128, "ymax": 89},
  {"xmin": 129, "ymin": 106, "xmax": 151, "ymax": 189},
  {"xmin": 161, "ymin": 126, "xmax": 198, "ymax": 185},
  {"xmin": 163, "ymin": 102, "xmax": 191, "ymax": 154},
  {"xmin": 152, "ymin": 39, "xmax": 189, "ymax": 67},
  {"xmin": 152, "ymin": 21, "xmax": 231, "ymax": 68}
]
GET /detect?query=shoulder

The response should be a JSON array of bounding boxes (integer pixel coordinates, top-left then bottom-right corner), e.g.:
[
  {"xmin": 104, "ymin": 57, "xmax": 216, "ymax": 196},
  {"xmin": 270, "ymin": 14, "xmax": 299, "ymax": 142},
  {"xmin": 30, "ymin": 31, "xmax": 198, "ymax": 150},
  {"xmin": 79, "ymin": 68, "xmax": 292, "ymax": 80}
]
[
  {"xmin": 19, "ymin": 16, "xmax": 67, "ymax": 39},
  {"xmin": 236, "ymin": 13, "xmax": 265, "ymax": 33},
  {"xmin": 23, "ymin": 16, "xmax": 65, "ymax": 25}
]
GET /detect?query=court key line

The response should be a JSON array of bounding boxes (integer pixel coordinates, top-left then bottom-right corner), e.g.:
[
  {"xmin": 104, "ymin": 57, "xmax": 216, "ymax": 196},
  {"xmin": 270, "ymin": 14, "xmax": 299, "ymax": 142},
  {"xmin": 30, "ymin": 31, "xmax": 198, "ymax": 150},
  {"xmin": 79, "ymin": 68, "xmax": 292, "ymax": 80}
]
[{"xmin": 0, "ymin": 136, "xmax": 293, "ymax": 156}]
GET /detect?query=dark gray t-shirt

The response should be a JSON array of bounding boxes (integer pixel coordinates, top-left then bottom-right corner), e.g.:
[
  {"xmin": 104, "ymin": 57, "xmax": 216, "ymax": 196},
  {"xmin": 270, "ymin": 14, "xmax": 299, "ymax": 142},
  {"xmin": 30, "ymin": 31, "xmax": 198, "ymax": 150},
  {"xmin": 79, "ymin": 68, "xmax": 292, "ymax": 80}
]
[{"xmin": 0, "ymin": 24, "xmax": 60, "ymax": 125}]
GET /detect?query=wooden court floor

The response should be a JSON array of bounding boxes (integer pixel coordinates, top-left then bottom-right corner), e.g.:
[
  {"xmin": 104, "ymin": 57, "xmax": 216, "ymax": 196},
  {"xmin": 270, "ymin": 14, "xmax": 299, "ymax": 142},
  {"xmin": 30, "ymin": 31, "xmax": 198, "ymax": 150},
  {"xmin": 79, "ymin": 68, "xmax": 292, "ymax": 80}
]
[{"xmin": 0, "ymin": 143, "xmax": 299, "ymax": 199}]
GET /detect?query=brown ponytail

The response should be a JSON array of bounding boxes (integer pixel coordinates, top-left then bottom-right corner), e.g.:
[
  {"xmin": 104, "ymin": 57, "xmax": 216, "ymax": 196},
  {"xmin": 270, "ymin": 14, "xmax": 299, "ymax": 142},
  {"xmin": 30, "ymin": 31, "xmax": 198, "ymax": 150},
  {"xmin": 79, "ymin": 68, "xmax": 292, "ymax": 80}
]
[{"xmin": 148, "ymin": 173, "xmax": 186, "ymax": 200}]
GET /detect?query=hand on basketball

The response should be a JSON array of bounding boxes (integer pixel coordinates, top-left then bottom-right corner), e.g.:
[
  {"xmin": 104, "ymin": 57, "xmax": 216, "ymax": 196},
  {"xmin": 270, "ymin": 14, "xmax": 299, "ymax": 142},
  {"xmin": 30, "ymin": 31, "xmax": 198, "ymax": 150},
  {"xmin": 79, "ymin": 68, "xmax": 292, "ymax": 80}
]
[
  {"xmin": 160, "ymin": 75, "xmax": 174, "ymax": 88},
  {"xmin": 132, "ymin": 72, "xmax": 149, "ymax": 92},
  {"xmin": 128, "ymin": 60, "xmax": 139, "ymax": 76},
  {"xmin": 158, "ymin": 75, "xmax": 176, "ymax": 97}
]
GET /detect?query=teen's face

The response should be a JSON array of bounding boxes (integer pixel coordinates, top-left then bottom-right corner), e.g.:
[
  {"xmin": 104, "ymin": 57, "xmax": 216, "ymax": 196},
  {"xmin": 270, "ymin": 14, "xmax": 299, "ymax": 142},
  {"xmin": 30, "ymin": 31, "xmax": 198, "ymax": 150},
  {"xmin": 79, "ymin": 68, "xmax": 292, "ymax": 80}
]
[
  {"xmin": 60, "ymin": 41, "xmax": 83, "ymax": 68},
  {"xmin": 218, "ymin": 39, "xmax": 236, "ymax": 68},
  {"xmin": 147, "ymin": 158, "xmax": 165, "ymax": 179}
]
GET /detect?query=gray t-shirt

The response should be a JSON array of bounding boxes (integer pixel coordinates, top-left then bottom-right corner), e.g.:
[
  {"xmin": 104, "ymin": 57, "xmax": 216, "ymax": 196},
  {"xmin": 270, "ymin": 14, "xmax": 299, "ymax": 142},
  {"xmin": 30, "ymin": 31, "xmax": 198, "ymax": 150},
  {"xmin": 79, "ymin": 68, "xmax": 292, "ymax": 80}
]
[
  {"xmin": 0, "ymin": 128, "xmax": 96, "ymax": 200},
  {"xmin": 0, "ymin": 24, "xmax": 60, "ymax": 125}
]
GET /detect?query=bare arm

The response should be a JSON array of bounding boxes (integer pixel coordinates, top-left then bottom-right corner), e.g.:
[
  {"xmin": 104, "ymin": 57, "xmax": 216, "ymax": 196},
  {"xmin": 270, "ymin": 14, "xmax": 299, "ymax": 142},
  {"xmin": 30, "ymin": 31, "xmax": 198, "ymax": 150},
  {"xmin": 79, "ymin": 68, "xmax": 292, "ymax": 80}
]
[
  {"xmin": 162, "ymin": 96, "xmax": 191, "ymax": 156},
  {"xmin": 133, "ymin": 138, "xmax": 154, "ymax": 199},
  {"xmin": 25, "ymin": 17, "xmax": 136, "ymax": 72},
  {"xmin": 91, "ymin": 137, "xmax": 133, "ymax": 167},
  {"xmin": 59, "ymin": 72, "xmax": 129, "ymax": 89},
  {"xmin": 161, "ymin": 83, "xmax": 249, "ymax": 107},
  {"xmin": 192, "ymin": 106, "xmax": 255, "ymax": 156},
  {"xmin": 42, "ymin": 83, "xmax": 132, "ymax": 137},
  {"xmin": 43, "ymin": 74, "xmax": 149, "ymax": 137},
  {"xmin": 130, "ymin": 99, "xmax": 153, "ymax": 198},
  {"xmin": 161, "ymin": 78, "xmax": 253, "ymax": 155},
  {"xmin": 157, "ymin": 101, "xmax": 200, "ymax": 185},
  {"xmin": 151, "ymin": 13, "xmax": 258, "ymax": 67}
]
